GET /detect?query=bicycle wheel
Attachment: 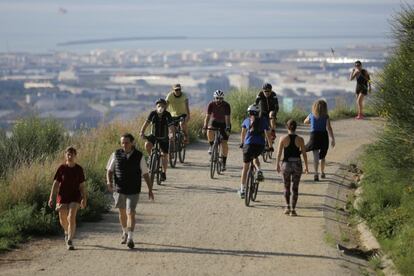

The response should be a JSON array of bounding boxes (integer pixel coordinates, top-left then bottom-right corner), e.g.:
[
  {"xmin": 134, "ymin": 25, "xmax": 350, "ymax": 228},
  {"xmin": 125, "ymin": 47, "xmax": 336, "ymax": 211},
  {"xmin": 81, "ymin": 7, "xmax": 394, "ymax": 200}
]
[
  {"xmin": 169, "ymin": 139, "xmax": 177, "ymax": 168},
  {"xmin": 252, "ymin": 179, "xmax": 259, "ymax": 202},
  {"xmin": 155, "ymin": 153, "xmax": 162, "ymax": 185},
  {"xmin": 149, "ymin": 152, "xmax": 157, "ymax": 185},
  {"xmin": 179, "ymin": 133, "xmax": 186, "ymax": 163},
  {"xmin": 178, "ymin": 132, "xmax": 185, "ymax": 163},
  {"xmin": 210, "ymin": 143, "xmax": 218, "ymax": 179},
  {"xmin": 262, "ymin": 150, "xmax": 268, "ymax": 163},
  {"xmin": 245, "ymin": 168, "xmax": 253, "ymax": 206}
]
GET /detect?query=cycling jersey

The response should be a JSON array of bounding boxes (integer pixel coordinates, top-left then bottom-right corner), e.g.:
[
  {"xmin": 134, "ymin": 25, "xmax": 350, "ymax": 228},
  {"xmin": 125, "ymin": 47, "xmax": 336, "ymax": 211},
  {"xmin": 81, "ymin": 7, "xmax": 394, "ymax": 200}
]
[
  {"xmin": 166, "ymin": 92, "xmax": 188, "ymax": 117},
  {"xmin": 255, "ymin": 91, "xmax": 279, "ymax": 118},
  {"xmin": 147, "ymin": 110, "xmax": 174, "ymax": 139}
]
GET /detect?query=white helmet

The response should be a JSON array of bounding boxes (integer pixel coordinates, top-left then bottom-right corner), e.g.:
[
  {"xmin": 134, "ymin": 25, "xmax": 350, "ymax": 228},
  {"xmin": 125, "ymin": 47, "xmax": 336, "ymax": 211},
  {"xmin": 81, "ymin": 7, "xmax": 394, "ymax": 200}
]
[
  {"xmin": 247, "ymin": 104, "xmax": 259, "ymax": 114},
  {"xmin": 213, "ymin": 89, "xmax": 224, "ymax": 98}
]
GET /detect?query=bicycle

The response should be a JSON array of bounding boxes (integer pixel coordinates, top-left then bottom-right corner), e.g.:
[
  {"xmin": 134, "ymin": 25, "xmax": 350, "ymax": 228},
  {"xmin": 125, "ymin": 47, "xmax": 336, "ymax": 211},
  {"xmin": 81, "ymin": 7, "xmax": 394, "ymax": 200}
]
[
  {"xmin": 245, "ymin": 158, "xmax": 259, "ymax": 206},
  {"xmin": 209, "ymin": 128, "xmax": 224, "ymax": 179},
  {"xmin": 145, "ymin": 136, "xmax": 163, "ymax": 186},
  {"xmin": 262, "ymin": 134, "xmax": 274, "ymax": 163},
  {"xmin": 169, "ymin": 116, "xmax": 186, "ymax": 168}
]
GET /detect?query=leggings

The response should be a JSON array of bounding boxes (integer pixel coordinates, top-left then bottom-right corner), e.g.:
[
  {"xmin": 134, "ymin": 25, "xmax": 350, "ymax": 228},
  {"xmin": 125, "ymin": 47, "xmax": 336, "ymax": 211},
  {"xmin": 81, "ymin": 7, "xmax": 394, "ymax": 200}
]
[{"xmin": 281, "ymin": 161, "xmax": 303, "ymax": 209}]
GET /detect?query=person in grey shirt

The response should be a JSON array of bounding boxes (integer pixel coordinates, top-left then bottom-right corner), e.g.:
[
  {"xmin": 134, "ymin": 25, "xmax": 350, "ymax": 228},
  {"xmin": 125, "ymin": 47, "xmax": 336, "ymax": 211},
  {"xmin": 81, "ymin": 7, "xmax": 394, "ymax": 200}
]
[{"xmin": 106, "ymin": 133, "xmax": 154, "ymax": 249}]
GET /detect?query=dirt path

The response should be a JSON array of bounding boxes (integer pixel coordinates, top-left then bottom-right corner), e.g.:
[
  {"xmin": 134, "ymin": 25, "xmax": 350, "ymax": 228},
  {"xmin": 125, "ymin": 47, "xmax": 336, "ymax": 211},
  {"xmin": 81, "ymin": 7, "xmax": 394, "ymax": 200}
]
[{"xmin": 0, "ymin": 119, "xmax": 381, "ymax": 276}]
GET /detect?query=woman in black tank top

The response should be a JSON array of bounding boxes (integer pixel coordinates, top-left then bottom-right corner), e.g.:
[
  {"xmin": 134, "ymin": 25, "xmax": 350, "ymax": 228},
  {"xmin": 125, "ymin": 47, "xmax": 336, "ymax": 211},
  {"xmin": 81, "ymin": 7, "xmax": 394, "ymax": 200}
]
[{"xmin": 276, "ymin": 120, "xmax": 309, "ymax": 216}]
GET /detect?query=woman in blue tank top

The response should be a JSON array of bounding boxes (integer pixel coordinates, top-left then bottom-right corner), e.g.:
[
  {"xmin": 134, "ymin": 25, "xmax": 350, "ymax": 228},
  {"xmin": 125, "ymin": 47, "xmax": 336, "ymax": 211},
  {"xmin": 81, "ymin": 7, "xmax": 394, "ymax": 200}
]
[{"xmin": 304, "ymin": 100, "xmax": 335, "ymax": 181}]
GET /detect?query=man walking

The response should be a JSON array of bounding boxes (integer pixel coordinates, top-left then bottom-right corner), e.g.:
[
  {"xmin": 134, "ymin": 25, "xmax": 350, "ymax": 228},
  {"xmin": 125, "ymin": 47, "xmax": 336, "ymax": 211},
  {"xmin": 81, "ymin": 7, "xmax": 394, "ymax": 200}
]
[{"xmin": 106, "ymin": 133, "xmax": 154, "ymax": 249}]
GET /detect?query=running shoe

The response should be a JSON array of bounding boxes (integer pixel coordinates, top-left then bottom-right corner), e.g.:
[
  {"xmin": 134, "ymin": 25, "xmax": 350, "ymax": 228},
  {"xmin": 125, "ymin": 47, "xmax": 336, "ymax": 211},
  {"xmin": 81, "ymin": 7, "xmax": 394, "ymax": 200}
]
[
  {"xmin": 321, "ymin": 172, "xmax": 326, "ymax": 179},
  {"xmin": 284, "ymin": 207, "xmax": 291, "ymax": 215},
  {"xmin": 121, "ymin": 233, "xmax": 128, "ymax": 244},
  {"xmin": 290, "ymin": 210, "xmax": 298, "ymax": 217},
  {"xmin": 66, "ymin": 240, "xmax": 74, "ymax": 250},
  {"xmin": 256, "ymin": 170, "xmax": 264, "ymax": 182},
  {"xmin": 127, "ymin": 239, "xmax": 135, "ymax": 249},
  {"xmin": 314, "ymin": 174, "xmax": 319, "ymax": 181},
  {"xmin": 221, "ymin": 165, "xmax": 226, "ymax": 171},
  {"xmin": 160, "ymin": 172, "xmax": 166, "ymax": 181},
  {"xmin": 238, "ymin": 188, "xmax": 245, "ymax": 199},
  {"xmin": 355, "ymin": 114, "xmax": 364, "ymax": 120}
]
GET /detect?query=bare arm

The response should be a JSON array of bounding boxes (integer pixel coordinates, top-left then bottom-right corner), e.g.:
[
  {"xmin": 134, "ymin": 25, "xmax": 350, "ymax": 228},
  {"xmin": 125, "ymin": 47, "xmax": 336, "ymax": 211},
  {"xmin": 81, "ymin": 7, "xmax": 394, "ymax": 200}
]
[
  {"xmin": 240, "ymin": 128, "xmax": 247, "ymax": 145},
  {"xmin": 185, "ymin": 99, "xmax": 190, "ymax": 120},
  {"xmin": 349, "ymin": 68, "xmax": 359, "ymax": 81},
  {"xmin": 80, "ymin": 182, "xmax": 87, "ymax": 208},
  {"xmin": 48, "ymin": 180, "xmax": 60, "ymax": 208},
  {"xmin": 303, "ymin": 115, "xmax": 310, "ymax": 124},
  {"xmin": 225, "ymin": 115, "xmax": 231, "ymax": 129},
  {"xmin": 106, "ymin": 170, "xmax": 114, "ymax": 193},
  {"xmin": 203, "ymin": 114, "xmax": 210, "ymax": 129},
  {"xmin": 143, "ymin": 172, "xmax": 154, "ymax": 200},
  {"xmin": 298, "ymin": 137, "xmax": 309, "ymax": 173},
  {"xmin": 276, "ymin": 136, "xmax": 285, "ymax": 173},
  {"xmin": 327, "ymin": 118, "xmax": 335, "ymax": 147},
  {"xmin": 140, "ymin": 121, "xmax": 150, "ymax": 137}
]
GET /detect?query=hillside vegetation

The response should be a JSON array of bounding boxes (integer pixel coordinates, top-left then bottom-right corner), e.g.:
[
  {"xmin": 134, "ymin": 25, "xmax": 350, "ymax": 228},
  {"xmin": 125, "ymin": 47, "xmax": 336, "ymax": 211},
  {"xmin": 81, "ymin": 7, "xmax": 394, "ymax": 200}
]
[{"xmin": 356, "ymin": 5, "xmax": 414, "ymax": 275}]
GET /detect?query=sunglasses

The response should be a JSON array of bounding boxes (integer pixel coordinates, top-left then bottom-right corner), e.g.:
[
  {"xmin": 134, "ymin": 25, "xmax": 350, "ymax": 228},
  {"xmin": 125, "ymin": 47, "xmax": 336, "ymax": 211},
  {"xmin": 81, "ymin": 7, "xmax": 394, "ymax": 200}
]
[
  {"xmin": 264, "ymin": 90, "xmax": 271, "ymax": 93},
  {"xmin": 215, "ymin": 97, "xmax": 224, "ymax": 100},
  {"xmin": 174, "ymin": 89, "xmax": 181, "ymax": 92}
]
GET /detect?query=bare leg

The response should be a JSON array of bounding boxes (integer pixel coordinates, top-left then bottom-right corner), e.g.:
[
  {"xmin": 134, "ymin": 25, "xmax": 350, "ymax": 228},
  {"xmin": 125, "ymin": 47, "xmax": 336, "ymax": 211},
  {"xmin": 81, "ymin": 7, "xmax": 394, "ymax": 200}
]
[
  {"xmin": 67, "ymin": 206, "xmax": 78, "ymax": 240},
  {"xmin": 118, "ymin": 208, "xmax": 127, "ymax": 230},
  {"xmin": 207, "ymin": 130, "xmax": 214, "ymax": 144},
  {"xmin": 127, "ymin": 210, "xmax": 136, "ymax": 232},
  {"xmin": 321, "ymin": 158, "xmax": 326, "ymax": 175},
  {"xmin": 145, "ymin": 142, "xmax": 153, "ymax": 155},
  {"xmin": 253, "ymin": 157, "xmax": 261, "ymax": 171},
  {"xmin": 162, "ymin": 154, "xmax": 168, "ymax": 173},
  {"xmin": 222, "ymin": 140, "xmax": 229, "ymax": 157},
  {"xmin": 58, "ymin": 209, "xmax": 69, "ymax": 235},
  {"xmin": 313, "ymin": 150, "xmax": 319, "ymax": 174},
  {"xmin": 357, "ymin": 94, "xmax": 365, "ymax": 115},
  {"xmin": 241, "ymin": 162, "xmax": 249, "ymax": 187}
]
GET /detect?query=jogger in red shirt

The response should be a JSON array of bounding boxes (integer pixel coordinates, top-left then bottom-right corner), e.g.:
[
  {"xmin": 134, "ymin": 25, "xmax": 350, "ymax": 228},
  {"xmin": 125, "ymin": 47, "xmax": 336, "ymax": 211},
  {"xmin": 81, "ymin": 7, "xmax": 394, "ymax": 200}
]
[{"xmin": 48, "ymin": 147, "xmax": 87, "ymax": 250}]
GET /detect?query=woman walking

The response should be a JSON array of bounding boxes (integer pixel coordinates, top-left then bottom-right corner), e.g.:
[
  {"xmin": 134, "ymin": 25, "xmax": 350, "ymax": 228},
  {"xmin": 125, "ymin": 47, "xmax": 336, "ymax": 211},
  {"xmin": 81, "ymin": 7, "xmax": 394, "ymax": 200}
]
[
  {"xmin": 48, "ymin": 146, "xmax": 87, "ymax": 250},
  {"xmin": 276, "ymin": 119, "xmax": 309, "ymax": 216},
  {"xmin": 304, "ymin": 99, "xmax": 335, "ymax": 181}
]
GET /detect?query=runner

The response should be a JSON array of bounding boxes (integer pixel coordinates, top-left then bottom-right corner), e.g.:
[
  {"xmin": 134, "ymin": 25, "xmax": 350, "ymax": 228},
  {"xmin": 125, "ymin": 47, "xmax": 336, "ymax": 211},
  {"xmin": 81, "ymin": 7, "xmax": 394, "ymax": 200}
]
[
  {"xmin": 238, "ymin": 104, "xmax": 273, "ymax": 198},
  {"xmin": 166, "ymin": 83, "xmax": 190, "ymax": 143},
  {"xmin": 106, "ymin": 133, "xmax": 154, "ymax": 249},
  {"xmin": 140, "ymin": 98, "xmax": 175, "ymax": 181},
  {"xmin": 202, "ymin": 90, "xmax": 231, "ymax": 171},
  {"xmin": 304, "ymin": 99, "xmax": 335, "ymax": 181},
  {"xmin": 349, "ymin": 60, "xmax": 371, "ymax": 119},
  {"xmin": 276, "ymin": 120, "xmax": 309, "ymax": 216},
  {"xmin": 255, "ymin": 82, "xmax": 279, "ymax": 141},
  {"xmin": 48, "ymin": 146, "xmax": 87, "ymax": 250}
]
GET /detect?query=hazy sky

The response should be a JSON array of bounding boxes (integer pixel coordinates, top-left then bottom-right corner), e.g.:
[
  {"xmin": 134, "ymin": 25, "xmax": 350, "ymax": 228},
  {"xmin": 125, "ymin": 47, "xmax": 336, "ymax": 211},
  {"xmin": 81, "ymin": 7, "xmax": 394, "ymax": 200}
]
[{"xmin": 0, "ymin": 0, "xmax": 408, "ymax": 52}]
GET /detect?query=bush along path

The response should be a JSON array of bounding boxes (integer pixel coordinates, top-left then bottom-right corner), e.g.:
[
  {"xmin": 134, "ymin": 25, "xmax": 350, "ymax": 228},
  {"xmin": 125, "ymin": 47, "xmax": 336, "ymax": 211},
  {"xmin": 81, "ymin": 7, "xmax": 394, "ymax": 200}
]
[{"xmin": 0, "ymin": 118, "xmax": 382, "ymax": 276}]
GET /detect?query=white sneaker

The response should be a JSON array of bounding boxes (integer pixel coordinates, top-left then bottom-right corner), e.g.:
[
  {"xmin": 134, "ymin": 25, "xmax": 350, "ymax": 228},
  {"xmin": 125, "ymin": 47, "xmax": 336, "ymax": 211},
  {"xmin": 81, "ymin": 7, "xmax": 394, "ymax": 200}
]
[{"xmin": 238, "ymin": 188, "xmax": 245, "ymax": 199}]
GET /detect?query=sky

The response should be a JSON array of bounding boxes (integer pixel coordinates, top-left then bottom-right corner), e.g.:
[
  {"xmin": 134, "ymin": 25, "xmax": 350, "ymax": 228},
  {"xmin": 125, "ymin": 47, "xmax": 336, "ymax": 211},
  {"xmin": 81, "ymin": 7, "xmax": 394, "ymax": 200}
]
[{"xmin": 0, "ymin": 0, "xmax": 408, "ymax": 52}]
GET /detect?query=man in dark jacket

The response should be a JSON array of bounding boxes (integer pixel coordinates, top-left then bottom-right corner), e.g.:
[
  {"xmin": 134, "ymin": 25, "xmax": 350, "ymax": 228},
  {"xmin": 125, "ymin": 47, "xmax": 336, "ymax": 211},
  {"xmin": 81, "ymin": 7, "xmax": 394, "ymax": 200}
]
[
  {"xmin": 106, "ymin": 133, "xmax": 154, "ymax": 249},
  {"xmin": 255, "ymin": 82, "xmax": 279, "ymax": 140}
]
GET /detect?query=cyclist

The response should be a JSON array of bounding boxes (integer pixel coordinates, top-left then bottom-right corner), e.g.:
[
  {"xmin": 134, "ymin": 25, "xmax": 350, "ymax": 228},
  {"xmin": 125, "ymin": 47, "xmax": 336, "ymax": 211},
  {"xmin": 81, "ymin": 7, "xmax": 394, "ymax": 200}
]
[
  {"xmin": 238, "ymin": 104, "xmax": 273, "ymax": 198},
  {"xmin": 255, "ymin": 82, "xmax": 279, "ymax": 141},
  {"xmin": 140, "ymin": 99, "xmax": 175, "ymax": 181},
  {"xmin": 349, "ymin": 60, "xmax": 371, "ymax": 119},
  {"xmin": 202, "ymin": 90, "xmax": 231, "ymax": 171},
  {"xmin": 166, "ymin": 83, "xmax": 190, "ymax": 143}
]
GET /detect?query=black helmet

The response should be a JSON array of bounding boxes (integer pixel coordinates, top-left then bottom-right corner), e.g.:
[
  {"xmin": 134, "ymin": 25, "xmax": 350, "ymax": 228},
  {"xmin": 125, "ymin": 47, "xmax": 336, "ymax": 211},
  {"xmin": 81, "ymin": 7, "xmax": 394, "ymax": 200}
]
[
  {"xmin": 156, "ymin": 98, "xmax": 167, "ymax": 105},
  {"xmin": 262, "ymin": 83, "xmax": 272, "ymax": 90}
]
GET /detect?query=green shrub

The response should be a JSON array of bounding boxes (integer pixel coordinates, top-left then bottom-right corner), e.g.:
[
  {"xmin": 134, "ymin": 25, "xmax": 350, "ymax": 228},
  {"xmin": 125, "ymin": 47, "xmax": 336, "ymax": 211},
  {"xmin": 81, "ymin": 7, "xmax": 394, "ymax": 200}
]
[
  {"xmin": 226, "ymin": 88, "xmax": 257, "ymax": 132},
  {"xmin": 357, "ymin": 4, "xmax": 414, "ymax": 275}
]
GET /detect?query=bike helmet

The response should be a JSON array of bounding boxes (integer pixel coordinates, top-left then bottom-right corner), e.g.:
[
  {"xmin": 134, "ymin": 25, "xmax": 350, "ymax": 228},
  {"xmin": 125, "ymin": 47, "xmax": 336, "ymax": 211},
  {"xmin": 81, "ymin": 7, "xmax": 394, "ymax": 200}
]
[
  {"xmin": 262, "ymin": 82, "xmax": 272, "ymax": 90},
  {"xmin": 213, "ymin": 89, "xmax": 224, "ymax": 98},
  {"xmin": 247, "ymin": 104, "xmax": 259, "ymax": 114},
  {"xmin": 156, "ymin": 98, "xmax": 167, "ymax": 105}
]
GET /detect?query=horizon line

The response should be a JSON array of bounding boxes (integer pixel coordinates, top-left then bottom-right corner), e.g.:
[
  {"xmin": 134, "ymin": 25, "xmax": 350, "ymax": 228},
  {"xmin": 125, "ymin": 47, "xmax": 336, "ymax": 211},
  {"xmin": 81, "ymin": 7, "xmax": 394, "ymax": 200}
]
[{"xmin": 57, "ymin": 34, "xmax": 386, "ymax": 47}]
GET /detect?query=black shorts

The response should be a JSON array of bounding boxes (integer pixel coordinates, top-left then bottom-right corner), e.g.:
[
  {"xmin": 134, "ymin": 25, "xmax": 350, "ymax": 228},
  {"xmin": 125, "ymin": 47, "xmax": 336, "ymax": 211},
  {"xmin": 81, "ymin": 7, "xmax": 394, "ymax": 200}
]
[
  {"xmin": 305, "ymin": 131, "xmax": 329, "ymax": 159},
  {"xmin": 171, "ymin": 114, "xmax": 187, "ymax": 126},
  {"xmin": 209, "ymin": 120, "xmax": 229, "ymax": 141},
  {"xmin": 146, "ymin": 135, "xmax": 169, "ymax": 153},
  {"xmin": 356, "ymin": 84, "xmax": 368, "ymax": 95},
  {"xmin": 243, "ymin": 144, "xmax": 265, "ymax": 163}
]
